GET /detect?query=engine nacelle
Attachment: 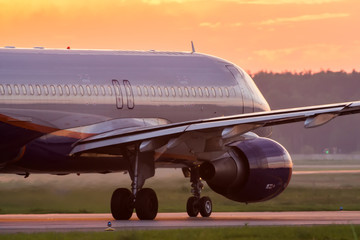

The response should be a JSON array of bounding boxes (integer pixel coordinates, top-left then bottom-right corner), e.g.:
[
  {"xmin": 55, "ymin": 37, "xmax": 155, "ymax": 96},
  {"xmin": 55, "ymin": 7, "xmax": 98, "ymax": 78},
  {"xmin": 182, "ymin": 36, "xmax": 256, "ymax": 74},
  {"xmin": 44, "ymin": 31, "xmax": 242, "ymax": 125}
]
[{"xmin": 200, "ymin": 137, "xmax": 292, "ymax": 203}]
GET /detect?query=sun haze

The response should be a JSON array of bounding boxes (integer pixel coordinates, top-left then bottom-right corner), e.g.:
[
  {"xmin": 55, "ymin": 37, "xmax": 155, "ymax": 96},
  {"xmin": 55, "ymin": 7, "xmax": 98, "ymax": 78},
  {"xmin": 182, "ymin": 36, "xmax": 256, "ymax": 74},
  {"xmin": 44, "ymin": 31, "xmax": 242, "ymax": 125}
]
[{"xmin": 0, "ymin": 0, "xmax": 359, "ymax": 72}]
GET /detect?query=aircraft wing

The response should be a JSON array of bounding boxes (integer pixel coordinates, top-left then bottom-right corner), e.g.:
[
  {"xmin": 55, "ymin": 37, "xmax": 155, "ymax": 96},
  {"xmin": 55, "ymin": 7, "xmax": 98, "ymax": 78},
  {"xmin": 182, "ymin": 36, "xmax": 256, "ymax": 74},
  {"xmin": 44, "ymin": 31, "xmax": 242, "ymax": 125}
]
[{"xmin": 70, "ymin": 101, "xmax": 360, "ymax": 156}]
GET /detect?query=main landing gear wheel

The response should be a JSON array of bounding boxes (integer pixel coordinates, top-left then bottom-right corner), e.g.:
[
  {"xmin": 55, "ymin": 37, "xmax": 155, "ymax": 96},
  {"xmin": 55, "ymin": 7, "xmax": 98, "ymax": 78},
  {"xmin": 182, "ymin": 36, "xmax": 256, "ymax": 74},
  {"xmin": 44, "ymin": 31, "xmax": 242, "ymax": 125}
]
[
  {"xmin": 135, "ymin": 188, "xmax": 158, "ymax": 220},
  {"xmin": 199, "ymin": 196, "xmax": 212, "ymax": 217},
  {"xmin": 111, "ymin": 188, "xmax": 134, "ymax": 220},
  {"xmin": 186, "ymin": 196, "xmax": 199, "ymax": 217}
]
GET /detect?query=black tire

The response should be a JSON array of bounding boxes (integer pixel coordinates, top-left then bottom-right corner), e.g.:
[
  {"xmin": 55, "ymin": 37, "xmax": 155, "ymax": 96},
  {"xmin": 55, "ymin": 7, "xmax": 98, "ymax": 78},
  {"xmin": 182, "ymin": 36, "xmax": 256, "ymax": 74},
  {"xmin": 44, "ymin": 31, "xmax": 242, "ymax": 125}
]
[
  {"xmin": 199, "ymin": 196, "xmax": 212, "ymax": 217},
  {"xmin": 135, "ymin": 188, "xmax": 158, "ymax": 220},
  {"xmin": 186, "ymin": 196, "xmax": 199, "ymax": 217},
  {"xmin": 111, "ymin": 188, "xmax": 134, "ymax": 220}
]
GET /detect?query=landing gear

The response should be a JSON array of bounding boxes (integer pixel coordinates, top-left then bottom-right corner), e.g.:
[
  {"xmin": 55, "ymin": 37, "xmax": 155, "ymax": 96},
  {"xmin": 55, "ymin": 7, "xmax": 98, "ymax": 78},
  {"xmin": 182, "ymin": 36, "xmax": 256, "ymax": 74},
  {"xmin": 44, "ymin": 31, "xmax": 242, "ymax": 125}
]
[
  {"xmin": 110, "ymin": 144, "xmax": 212, "ymax": 220},
  {"xmin": 111, "ymin": 145, "xmax": 158, "ymax": 220},
  {"xmin": 186, "ymin": 196, "xmax": 213, "ymax": 218},
  {"xmin": 186, "ymin": 166, "xmax": 213, "ymax": 218}
]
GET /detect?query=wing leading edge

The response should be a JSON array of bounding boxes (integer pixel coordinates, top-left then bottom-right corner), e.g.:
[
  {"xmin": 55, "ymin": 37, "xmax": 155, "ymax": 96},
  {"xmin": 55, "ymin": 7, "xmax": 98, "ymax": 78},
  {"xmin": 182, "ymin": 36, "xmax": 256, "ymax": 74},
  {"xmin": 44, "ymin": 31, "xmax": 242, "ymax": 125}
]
[{"xmin": 70, "ymin": 101, "xmax": 360, "ymax": 156}]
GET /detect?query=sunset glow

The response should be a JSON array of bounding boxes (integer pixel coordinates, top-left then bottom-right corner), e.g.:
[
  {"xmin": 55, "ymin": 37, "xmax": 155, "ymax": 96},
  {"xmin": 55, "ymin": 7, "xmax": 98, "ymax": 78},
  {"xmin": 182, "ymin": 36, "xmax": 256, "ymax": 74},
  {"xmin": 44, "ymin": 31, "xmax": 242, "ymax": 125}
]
[{"xmin": 1, "ymin": 0, "xmax": 359, "ymax": 72}]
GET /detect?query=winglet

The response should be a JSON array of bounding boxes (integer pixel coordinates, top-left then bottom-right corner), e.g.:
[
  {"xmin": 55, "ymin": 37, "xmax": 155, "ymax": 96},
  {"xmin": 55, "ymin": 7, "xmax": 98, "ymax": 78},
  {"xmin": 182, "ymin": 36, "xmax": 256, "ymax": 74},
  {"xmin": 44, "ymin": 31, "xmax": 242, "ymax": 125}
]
[{"xmin": 191, "ymin": 41, "xmax": 196, "ymax": 53}]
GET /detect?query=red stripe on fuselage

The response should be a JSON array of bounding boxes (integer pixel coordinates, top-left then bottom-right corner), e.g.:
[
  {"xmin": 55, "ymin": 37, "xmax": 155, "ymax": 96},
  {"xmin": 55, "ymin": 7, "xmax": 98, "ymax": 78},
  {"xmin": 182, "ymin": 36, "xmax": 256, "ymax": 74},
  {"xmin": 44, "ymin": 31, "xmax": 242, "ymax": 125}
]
[{"xmin": 0, "ymin": 114, "xmax": 95, "ymax": 139}]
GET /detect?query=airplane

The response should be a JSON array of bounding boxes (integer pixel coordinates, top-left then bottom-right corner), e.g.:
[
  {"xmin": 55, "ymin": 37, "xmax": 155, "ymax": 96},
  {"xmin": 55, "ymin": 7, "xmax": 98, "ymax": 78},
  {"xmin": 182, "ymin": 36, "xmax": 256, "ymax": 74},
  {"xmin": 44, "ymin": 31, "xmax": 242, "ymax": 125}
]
[{"xmin": 0, "ymin": 46, "xmax": 359, "ymax": 220}]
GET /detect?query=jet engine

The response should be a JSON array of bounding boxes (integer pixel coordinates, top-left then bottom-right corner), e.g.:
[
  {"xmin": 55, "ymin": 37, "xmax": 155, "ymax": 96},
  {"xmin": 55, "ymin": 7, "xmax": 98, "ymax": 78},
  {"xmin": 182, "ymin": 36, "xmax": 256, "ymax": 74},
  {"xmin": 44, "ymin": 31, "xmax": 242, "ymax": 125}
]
[{"xmin": 200, "ymin": 137, "xmax": 292, "ymax": 203}]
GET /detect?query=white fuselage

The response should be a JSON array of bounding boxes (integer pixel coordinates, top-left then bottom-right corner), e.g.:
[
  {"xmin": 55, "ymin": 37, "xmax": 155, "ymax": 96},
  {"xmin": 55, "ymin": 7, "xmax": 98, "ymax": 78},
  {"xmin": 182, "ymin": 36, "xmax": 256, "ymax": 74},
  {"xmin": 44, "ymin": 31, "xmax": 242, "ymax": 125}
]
[
  {"xmin": 0, "ymin": 48, "xmax": 269, "ymax": 130},
  {"xmin": 0, "ymin": 48, "xmax": 270, "ymax": 173}
]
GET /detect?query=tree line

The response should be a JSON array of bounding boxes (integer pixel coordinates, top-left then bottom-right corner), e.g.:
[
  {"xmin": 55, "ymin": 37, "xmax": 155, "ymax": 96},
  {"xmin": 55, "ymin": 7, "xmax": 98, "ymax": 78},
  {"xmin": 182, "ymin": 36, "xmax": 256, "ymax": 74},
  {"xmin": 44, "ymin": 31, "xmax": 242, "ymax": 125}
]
[{"xmin": 252, "ymin": 70, "xmax": 360, "ymax": 154}]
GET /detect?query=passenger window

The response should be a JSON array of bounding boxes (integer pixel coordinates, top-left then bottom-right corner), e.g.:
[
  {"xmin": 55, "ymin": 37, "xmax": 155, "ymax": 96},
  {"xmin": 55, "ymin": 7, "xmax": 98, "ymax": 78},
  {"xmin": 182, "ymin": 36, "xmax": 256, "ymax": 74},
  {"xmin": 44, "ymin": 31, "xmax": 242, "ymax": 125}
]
[
  {"xmin": 72, "ymin": 85, "xmax": 77, "ymax": 96},
  {"xmin": 150, "ymin": 86, "xmax": 155, "ymax": 96},
  {"xmin": 184, "ymin": 87, "xmax": 189, "ymax": 97},
  {"xmin": 57, "ymin": 85, "xmax": 63, "ymax": 96},
  {"xmin": 6, "ymin": 84, "xmax": 12, "ymax": 95},
  {"xmin": 79, "ymin": 85, "xmax": 85, "ymax": 96},
  {"xmin": 137, "ymin": 86, "xmax": 142, "ymax": 96},
  {"xmin": 211, "ymin": 87, "xmax": 216, "ymax": 97},
  {"xmin": 218, "ymin": 87, "xmax": 223, "ymax": 97},
  {"xmin": 157, "ymin": 87, "xmax": 162, "ymax": 96},
  {"xmin": 143, "ymin": 86, "xmax": 149, "ymax": 96},
  {"xmin": 171, "ymin": 87, "xmax": 176, "ymax": 97},
  {"xmin": 93, "ymin": 85, "xmax": 99, "ymax": 96},
  {"xmin": 50, "ymin": 85, "xmax": 56, "ymax": 96},
  {"xmin": 0, "ymin": 85, "xmax": 4, "ymax": 95},
  {"xmin": 191, "ymin": 87, "xmax": 196, "ymax": 97},
  {"xmin": 198, "ymin": 87, "xmax": 203, "ymax": 97},
  {"xmin": 204, "ymin": 87, "xmax": 210, "ymax": 97},
  {"xmin": 177, "ymin": 87, "xmax": 183, "ymax": 97},
  {"xmin": 100, "ymin": 86, "xmax": 106, "ymax": 96},
  {"xmin": 164, "ymin": 87, "xmax": 169, "ymax": 97},
  {"xmin": 43, "ymin": 85, "xmax": 49, "ymax": 96},
  {"xmin": 107, "ymin": 85, "xmax": 113, "ymax": 96},
  {"xmin": 65, "ymin": 85, "xmax": 70, "ymax": 96},
  {"xmin": 14, "ymin": 84, "xmax": 20, "ymax": 95},
  {"xmin": 224, "ymin": 87, "xmax": 230, "ymax": 97},
  {"xmin": 29, "ymin": 85, "xmax": 34, "ymax": 95},
  {"xmin": 86, "ymin": 85, "xmax": 91, "ymax": 96},
  {"xmin": 36, "ymin": 85, "xmax": 41, "ymax": 95},
  {"xmin": 21, "ymin": 84, "xmax": 27, "ymax": 95},
  {"xmin": 231, "ymin": 87, "xmax": 236, "ymax": 97}
]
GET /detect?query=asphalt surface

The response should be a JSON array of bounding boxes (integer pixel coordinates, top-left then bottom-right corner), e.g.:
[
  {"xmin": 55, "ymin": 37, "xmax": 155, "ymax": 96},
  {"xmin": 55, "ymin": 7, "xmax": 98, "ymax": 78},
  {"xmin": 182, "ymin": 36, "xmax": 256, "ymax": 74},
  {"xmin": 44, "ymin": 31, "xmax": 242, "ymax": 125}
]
[{"xmin": 1, "ymin": 211, "xmax": 360, "ymax": 233}]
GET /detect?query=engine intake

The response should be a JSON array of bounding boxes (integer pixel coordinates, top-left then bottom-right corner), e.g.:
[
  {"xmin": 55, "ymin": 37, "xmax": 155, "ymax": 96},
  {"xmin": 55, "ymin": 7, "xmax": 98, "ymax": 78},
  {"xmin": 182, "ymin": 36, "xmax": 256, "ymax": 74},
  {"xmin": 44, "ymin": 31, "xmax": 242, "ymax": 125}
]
[{"xmin": 200, "ymin": 137, "xmax": 292, "ymax": 203}]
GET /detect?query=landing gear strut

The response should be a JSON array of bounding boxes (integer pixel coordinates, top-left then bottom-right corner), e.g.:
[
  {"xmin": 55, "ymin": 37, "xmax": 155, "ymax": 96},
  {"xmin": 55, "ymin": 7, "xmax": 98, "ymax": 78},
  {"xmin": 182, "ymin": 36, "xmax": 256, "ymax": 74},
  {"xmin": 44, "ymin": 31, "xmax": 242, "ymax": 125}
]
[
  {"xmin": 111, "ymin": 145, "xmax": 158, "ymax": 220},
  {"xmin": 186, "ymin": 166, "xmax": 212, "ymax": 217}
]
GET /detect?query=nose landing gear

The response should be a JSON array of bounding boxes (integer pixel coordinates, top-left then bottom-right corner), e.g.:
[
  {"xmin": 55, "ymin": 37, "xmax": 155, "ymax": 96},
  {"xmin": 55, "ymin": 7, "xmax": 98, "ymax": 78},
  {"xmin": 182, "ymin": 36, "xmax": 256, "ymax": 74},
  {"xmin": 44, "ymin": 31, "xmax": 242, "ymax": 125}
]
[{"xmin": 186, "ymin": 166, "xmax": 213, "ymax": 218}]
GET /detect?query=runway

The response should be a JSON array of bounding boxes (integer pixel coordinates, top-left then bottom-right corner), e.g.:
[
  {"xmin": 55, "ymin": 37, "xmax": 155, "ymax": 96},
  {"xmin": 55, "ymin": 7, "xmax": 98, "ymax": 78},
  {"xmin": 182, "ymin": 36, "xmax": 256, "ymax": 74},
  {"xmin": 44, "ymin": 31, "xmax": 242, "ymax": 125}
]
[{"xmin": 1, "ymin": 211, "xmax": 360, "ymax": 233}]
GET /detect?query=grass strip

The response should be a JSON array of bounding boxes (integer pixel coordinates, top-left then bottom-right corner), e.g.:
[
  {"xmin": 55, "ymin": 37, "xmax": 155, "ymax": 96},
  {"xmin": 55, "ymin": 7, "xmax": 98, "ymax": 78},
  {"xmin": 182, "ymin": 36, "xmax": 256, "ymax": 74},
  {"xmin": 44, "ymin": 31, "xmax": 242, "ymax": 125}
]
[
  {"xmin": 1, "ymin": 186, "xmax": 360, "ymax": 214},
  {"xmin": 1, "ymin": 225, "xmax": 360, "ymax": 240}
]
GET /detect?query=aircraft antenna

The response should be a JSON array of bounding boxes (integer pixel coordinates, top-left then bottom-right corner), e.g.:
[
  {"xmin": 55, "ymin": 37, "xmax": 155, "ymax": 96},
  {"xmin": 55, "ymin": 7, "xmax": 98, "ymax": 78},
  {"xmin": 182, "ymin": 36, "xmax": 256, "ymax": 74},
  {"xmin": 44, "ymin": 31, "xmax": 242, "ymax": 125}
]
[{"xmin": 191, "ymin": 41, "xmax": 196, "ymax": 53}]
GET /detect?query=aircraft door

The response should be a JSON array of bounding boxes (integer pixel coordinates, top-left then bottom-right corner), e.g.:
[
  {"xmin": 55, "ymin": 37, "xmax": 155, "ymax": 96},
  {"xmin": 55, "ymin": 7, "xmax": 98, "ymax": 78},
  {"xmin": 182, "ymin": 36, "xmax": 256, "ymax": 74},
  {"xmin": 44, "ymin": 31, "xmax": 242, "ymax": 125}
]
[
  {"xmin": 112, "ymin": 79, "xmax": 123, "ymax": 109},
  {"xmin": 123, "ymin": 80, "xmax": 134, "ymax": 109}
]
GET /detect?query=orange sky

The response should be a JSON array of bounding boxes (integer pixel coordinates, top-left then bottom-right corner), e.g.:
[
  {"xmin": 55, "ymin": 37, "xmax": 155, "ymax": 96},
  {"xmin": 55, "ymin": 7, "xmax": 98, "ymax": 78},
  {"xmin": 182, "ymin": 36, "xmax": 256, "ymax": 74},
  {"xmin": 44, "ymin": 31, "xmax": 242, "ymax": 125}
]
[{"xmin": 0, "ymin": 0, "xmax": 359, "ymax": 72}]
